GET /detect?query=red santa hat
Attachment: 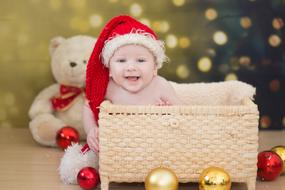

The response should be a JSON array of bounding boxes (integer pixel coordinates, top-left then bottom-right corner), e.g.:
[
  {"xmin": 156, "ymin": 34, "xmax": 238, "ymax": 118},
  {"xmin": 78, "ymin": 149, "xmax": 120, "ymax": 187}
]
[{"xmin": 86, "ymin": 15, "xmax": 167, "ymax": 123}]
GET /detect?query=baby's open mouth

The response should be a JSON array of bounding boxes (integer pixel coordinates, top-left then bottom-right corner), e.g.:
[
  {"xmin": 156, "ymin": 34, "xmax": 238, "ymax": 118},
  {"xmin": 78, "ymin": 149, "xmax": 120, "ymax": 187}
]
[{"xmin": 125, "ymin": 76, "xmax": 140, "ymax": 81}]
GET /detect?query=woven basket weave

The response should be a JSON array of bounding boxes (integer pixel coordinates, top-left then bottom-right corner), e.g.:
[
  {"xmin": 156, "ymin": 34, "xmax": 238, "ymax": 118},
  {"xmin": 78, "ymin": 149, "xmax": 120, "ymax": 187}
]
[{"xmin": 98, "ymin": 82, "xmax": 259, "ymax": 190}]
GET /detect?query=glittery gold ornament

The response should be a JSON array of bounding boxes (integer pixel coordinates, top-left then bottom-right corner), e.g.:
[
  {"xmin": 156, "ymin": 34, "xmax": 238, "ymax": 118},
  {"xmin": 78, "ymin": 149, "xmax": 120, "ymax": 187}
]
[
  {"xmin": 272, "ymin": 145, "xmax": 285, "ymax": 174},
  {"xmin": 145, "ymin": 167, "xmax": 178, "ymax": 190},
  {"xmin": 199, "ymin": 166, "xmax": 231, "ymax": 190}
]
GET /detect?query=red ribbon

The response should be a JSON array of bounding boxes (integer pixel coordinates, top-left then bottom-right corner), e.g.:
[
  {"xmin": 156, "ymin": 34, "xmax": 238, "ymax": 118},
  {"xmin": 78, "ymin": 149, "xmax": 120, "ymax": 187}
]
[{"xmin": 51, "ymin": 85, "xmax": 84, "ymax": 111}]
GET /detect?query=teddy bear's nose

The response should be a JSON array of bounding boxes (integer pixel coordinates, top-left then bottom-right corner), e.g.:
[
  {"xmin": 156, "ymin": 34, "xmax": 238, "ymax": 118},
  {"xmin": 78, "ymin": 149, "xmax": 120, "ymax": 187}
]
[{"xmin": 70, "ymin": 62, "xmax": 77, "ymax": 67}]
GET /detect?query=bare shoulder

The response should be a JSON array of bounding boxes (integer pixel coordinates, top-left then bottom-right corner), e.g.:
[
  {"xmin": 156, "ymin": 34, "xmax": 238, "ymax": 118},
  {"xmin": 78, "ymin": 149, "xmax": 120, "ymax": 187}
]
[{"xmin": 155, "ymin": 76, "xmax": 173, "ymax": 89}]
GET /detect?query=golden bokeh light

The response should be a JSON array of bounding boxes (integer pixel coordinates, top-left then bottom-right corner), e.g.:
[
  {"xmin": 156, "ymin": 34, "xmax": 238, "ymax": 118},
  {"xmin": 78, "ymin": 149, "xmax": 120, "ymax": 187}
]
[
  {"xmin": 160, "ymin": 21, "xmax": 170, "ymax": 33},
  {"xmin": 176, "ymin": 64, "xmax": 190, "ymax": 79},
  {"xmin": 213, "ymin": 31, "xmax": 228, "ymax": 45},
  {"xmin": 89, "ymin": 14, "xmax": 103, "ymax": 28},
  {"xmin": 166, "ymin": 34, "xmax": 178, "ymax": 48},
  {"xmin": 172, "ymin": 0, "xmax": 185, "ymax": 7},
  {"xmin": 49, "ymin": 0, "xmax": 62, "ymax": 11},
  {"xmin": 239, "ymin": 56, "xmax": 251, "ymax": 66},
  {"xmin": 260, "ymin": 115, "xmax": 271, "ymax": 128},
  {"xmin": 205, "ymin": 8, "xmax": 218, "ymax": 21},
  {"xmin": 197, "ymin": 57, "xmax": 212, "ymax": 72},
  {"xmin": 272, "ymin": 17, "xmax": 284, "ymax": 30},
  {"xmin": 240, "ymin": 17, "xmax": 252, "ymax": 29},
  {"xmin": 179, "ymin": 37, "xmax": 191, "ymax": 48},
  {"xmin": 140, "ymin": 18, "xmax": 151, "ymax": 27},
  {"xmin": 268, "ymin": 34, "xmax": 281, "ymax": 47},
  {"xmin": 269, "ymin": 79, "xmax": 280, "ymax": 92},
  {"xmin": 225, "ymin": 73, "xmax": 238, "ymax": 81},
  {"xmin": 130, "ymin": 3, "xmax": 143, "ymax": 17}
]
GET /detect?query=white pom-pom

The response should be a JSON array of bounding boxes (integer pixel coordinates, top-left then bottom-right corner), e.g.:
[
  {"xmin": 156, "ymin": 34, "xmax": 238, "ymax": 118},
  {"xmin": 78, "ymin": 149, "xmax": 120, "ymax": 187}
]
[{"xmin": 58, "ymin": 143, "xmax": 99, "ymax": 184}]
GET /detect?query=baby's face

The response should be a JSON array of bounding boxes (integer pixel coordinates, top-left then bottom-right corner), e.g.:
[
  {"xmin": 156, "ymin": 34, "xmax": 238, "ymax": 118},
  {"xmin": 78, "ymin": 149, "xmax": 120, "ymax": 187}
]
[{"xmin": 109, "ymin": 44, "xmax": 158, "ymax": 93}]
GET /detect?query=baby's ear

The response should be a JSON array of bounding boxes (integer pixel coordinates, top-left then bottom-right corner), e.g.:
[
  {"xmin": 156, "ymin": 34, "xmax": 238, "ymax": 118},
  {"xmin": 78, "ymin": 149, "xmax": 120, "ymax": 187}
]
[
  {"xmin": 49, "ymin": 36, "xmax": 65, "ymax": 56},
  {"xmin": 153, "ymin": 67, "xmax": 158, "ymax": 76}
]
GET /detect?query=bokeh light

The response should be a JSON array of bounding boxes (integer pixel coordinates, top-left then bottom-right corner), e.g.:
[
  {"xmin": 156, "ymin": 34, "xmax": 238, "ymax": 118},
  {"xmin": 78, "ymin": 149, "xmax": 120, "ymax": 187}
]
[
  {"xmin": 205, "ymin": 8, "xmax": 218, "ymax": 21},
  {"xmin": 240, "ymin": 17, "xmax": 252, "ymax": 29},
  {"xmin": 160, "ymin": 21, "xmax": 170, "ymax": 33},
  {"xmin": 179, "ymin": 37, "xmax": 191, "ymax": 48},
  {"xmin": 260, "ymin": 115, "xmax": 271, "ymax": 128},
  {"xmin": 225, "ymin": 73, "xmax": 238, "ymax": 81},
  {"xmin": 166, "ymin": 34, "xmax": 178, "ymax": 48},
  {"xmin": 140, "ymin": 18, "xmax": 151, "ymax": 27},
  {"xmin": 89, "ymin": 14, "xmax": 103, "ymax": 28},
  {"xmin": 269, "ymin": 79, "xmax": 280, "ymax": 92},
  {"xmin": 239, "ymin": 56, "xmax": 251, "ymax": 66},
  {"xmin": 172, "ymin": 0, "xmax": 185, "ymax": 7},
  {"xmin": 130, "ymin": 3, "xmax": 143, "ymax": 17},
  {"xmin": 268, "ymin": 34, "xmax": 281, "ymax": 47},
  {"xmin": 272, "ymin": 17, "xmax": 284, "ymax": 30},
  {"xmin": 176, "ymin": 64, "xmax": 190, "ymax": 79},
  {"xmin": 197, "ymin": 57, "xmax": 212, "ymax": 72},
  {"xmin": 213, "ymin": 31, "xmax": 228, "ymax": 45}
]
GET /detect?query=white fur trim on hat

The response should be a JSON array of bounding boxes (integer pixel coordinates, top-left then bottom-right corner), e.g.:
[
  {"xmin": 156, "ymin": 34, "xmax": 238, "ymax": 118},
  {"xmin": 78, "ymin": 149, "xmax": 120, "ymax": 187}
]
[{"xmin": 101, "ymin": 33, "xmax": 167, "ymax": 69}]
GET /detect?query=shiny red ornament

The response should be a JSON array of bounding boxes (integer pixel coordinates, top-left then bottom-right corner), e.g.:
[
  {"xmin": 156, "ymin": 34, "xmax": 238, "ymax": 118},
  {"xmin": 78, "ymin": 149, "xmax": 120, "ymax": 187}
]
[
  {"xmin": 257, "ymin": 151, "xmax": 283, "ymax": 181},
  {"xmin": 56, "ymin": 126, "xmax": 79, "ymax": 149},
  {"xmin": 77, "ymin": 167, "xmax": 100, "ymax": 190}
]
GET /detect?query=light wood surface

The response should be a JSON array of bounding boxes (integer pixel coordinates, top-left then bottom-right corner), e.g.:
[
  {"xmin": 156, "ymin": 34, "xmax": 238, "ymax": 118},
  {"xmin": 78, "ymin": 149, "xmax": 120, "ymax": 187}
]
[{"xmin": 0, "ymin": 128, "xmax": 284, "ymax": 190}]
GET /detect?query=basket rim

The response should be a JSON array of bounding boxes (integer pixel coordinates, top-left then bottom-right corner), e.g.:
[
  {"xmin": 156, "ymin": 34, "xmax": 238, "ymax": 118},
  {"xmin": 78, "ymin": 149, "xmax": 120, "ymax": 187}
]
[{"xmin": 99, "ymin": 101, "xmax": 258, "ymax": 115}]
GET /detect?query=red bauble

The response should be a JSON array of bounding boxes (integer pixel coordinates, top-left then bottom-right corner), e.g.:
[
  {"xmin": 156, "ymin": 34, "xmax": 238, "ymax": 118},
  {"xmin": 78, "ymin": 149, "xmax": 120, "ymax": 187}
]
[
  {"xmin": 257, "ymin": 151, "xmax": 283, "ymax": 181},
  {"xmin": 56, "ymin": 126, "xmax": 79, "ymax": 149},
  {"xmin": 77, "ymin": 167, "xmax": 100, "ymax": 190}
]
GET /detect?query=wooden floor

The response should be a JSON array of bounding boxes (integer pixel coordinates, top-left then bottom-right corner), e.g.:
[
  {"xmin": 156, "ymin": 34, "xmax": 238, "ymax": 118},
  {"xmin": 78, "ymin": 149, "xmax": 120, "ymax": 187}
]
[{"xmin": 0, "ymin": 128, "xmax": 284, "ymax": 190}]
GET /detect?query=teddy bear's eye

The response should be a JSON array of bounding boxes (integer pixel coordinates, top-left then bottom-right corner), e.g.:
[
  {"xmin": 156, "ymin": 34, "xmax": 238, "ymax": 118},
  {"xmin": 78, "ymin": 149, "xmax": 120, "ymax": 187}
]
[{"xmin": 83, "ymin": 60, "xmax": 87, "ymax": 64}]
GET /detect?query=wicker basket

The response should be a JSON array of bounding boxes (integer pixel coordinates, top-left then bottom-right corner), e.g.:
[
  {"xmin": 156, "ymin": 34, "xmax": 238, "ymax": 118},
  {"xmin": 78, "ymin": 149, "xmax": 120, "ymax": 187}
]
[{"xmin": 98, "ymin": 81, "xmax": 259, "ymax": 190}]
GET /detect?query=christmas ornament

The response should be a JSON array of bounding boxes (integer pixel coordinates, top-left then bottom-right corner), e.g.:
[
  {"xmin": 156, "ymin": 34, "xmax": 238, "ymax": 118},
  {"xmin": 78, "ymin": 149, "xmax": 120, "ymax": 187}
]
[
  {"xmin": 56, "ymin": 126, "xmax": 79, "ymax": 149},
  {"xmin": 257, "ymin": 151, "xmax": 283, "ymax": 181},
  {"xmin": 199, "ymin": 166, "xmax": 231, "ymax": 190},
  {"xmin": 145, "ymin": 167, "xmax": 178, "ymax": 190},
  {"xmin": 77, "ymin": 167, "xmax": 100, "ymax": 190},
  {"xmin": 271, "ymin": 145, "xmax": 285, "ymax": 174}
]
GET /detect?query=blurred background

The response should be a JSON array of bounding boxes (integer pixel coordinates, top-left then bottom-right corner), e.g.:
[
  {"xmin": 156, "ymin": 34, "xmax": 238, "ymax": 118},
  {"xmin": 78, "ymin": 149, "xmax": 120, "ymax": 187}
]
[{"xmin": 0, "ymin": 0, "xmax": 284, "ymax": 130}]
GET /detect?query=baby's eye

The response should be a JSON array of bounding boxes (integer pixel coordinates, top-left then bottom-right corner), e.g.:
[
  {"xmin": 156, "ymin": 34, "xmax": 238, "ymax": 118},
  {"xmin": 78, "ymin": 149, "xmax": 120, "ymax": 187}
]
[
  {"xmin": 83, "ymin": 60, "xmax": 87, "ymax": 64},
  {"xmin": 117, "ymin": 59, "xmax": 126, "ymax": 63},
  {"xmin": 137, "ymin": 58, "xmax": 146, "ymax": 63}
]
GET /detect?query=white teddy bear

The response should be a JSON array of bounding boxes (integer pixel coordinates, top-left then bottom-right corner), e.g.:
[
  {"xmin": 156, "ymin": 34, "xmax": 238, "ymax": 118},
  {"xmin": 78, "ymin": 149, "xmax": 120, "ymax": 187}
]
[{"xmin": 28, "ymin": 35, "xmax": 96, "ymax": 146}]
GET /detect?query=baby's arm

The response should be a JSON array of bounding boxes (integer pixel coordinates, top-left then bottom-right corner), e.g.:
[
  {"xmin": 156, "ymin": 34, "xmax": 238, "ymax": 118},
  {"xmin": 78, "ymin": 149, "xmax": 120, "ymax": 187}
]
[
  {"xmin": 159, "ymin": 77, "xmax": 184, "ymax": 105},
  {"xmin": 83, "ymin": 101, "xmax": 99, "ymax": 152}
]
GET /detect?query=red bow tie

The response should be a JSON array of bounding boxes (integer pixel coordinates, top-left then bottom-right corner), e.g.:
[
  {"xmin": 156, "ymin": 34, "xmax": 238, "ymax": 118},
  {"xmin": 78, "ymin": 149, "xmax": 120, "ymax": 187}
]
[{"xmin": 51, "ymin": 85, "xmax": 84, "ymax": 111}]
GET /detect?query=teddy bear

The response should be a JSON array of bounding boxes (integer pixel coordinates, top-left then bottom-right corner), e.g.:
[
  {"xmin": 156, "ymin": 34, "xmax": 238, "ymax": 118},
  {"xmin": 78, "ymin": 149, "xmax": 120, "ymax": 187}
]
[{"xmin": 28, "ymin": 35, "xmax": 96, "ymax": 147}]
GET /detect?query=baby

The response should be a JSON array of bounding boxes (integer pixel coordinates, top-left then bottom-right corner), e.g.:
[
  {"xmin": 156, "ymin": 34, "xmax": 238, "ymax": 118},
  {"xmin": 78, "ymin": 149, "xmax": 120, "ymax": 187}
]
[{"xmin": 84, "ymin": 15, "xmax": 182, "ymax": 152}]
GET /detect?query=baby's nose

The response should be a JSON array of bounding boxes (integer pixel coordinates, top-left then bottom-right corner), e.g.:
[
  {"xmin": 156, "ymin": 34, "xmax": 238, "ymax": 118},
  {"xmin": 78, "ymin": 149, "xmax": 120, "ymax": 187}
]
[
  {"xmin": 70, "ymin": 61, "xmax": 77, "ymax": 67},
  {"xmin": 126, "ymin": 62, "xmax": 136, "ymax": 70}
]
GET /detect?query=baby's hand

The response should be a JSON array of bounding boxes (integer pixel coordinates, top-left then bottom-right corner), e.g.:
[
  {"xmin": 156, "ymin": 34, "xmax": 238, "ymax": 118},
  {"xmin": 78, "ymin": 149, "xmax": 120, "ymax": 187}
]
[
  {"xmin": 87, "ymin": 127, "xmax": 99, "ymax": 153},
  {"xmin": 155, "ymin": 97, "xmax": 172, "ymax": 106}
]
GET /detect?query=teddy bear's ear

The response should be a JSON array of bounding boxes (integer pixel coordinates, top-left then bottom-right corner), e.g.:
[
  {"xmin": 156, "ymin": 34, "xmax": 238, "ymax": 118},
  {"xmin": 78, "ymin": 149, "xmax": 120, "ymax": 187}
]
[{"xmin": 49, "ymin": 36, "xmax": 65, "ymax": 56}]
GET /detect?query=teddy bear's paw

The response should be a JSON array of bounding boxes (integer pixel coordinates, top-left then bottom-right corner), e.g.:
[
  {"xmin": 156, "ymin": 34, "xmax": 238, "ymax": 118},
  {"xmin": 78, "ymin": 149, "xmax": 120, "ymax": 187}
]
[
  {"xmin": 58, "ymin": 143, "xmax": 99, "ymax": 184},
  {"xmin": 29, "ymin": 113, "xmax": 65, "ymax": 146}
]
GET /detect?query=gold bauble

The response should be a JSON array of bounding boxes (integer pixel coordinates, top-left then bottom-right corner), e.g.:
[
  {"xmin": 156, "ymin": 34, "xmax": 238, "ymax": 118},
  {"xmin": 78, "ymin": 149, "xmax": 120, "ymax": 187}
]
[
  {"xmin": 199, "ymin": 166, "xmax": 231, "ymax": 190},
  {"xmin": 145, "ymin": 167, "xmax": 178, "ymax": 190},
  {"xmin": 272, "ymin": 145, "xmax": 285, "ymax": 174}
]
